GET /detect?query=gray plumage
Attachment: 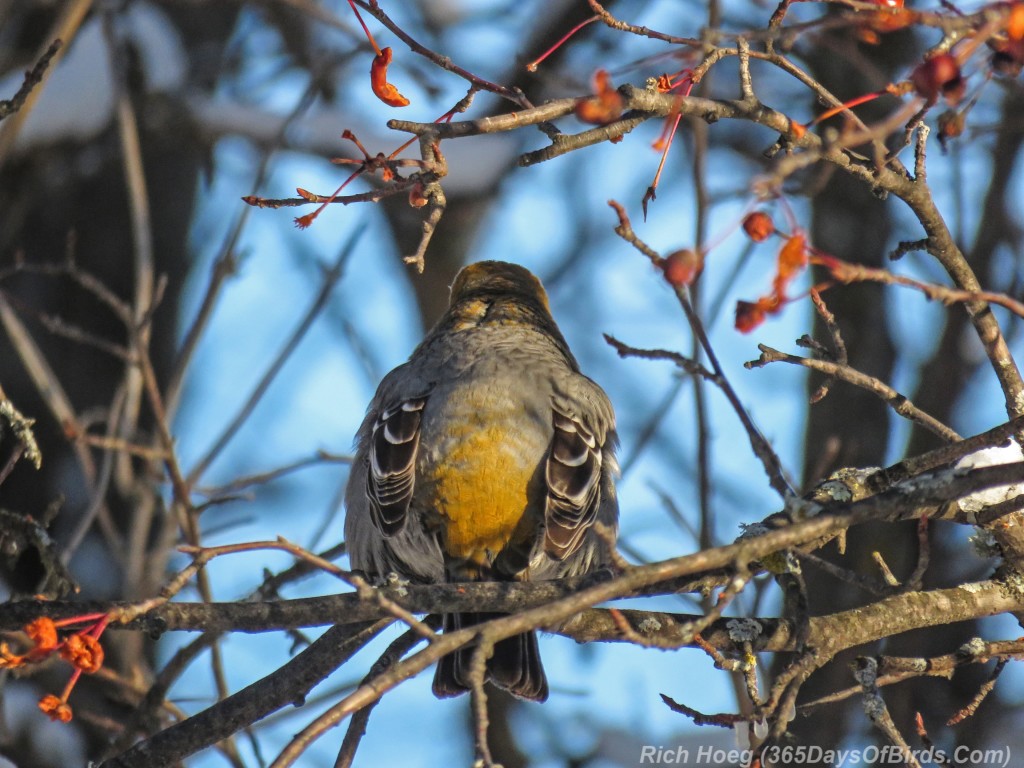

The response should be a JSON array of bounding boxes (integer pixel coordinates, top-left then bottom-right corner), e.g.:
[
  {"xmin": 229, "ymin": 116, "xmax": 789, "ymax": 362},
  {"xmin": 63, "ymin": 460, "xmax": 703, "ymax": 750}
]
[{"xmin": 344, "ymin": 260, "xmax": 619, "ymax": 700}]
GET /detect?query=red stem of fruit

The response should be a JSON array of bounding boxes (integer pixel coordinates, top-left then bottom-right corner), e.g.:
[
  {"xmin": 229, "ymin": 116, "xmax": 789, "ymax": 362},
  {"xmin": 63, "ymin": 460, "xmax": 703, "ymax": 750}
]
[
  {"xmin": 526, "ymin": 15, "xmax": 598, "ymax": 72},
  {"xmin": 346, "ymin": 0, "xmax": 382, "ymax": 56}
]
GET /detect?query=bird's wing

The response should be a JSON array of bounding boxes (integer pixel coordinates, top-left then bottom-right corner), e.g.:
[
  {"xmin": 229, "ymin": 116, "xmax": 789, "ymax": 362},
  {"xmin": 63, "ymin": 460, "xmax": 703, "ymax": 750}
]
[
  {"xmin": 366, "ymin": 395, "xmax": 427, "ymax": 537},
  {"xmin": 544, "ymin": 383, "xmax": 615, "ymax": 560}
]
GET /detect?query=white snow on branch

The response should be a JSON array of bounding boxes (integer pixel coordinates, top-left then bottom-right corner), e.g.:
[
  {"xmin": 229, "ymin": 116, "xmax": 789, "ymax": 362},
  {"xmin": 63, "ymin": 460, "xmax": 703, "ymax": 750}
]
[{"xmin": 956, "ymin": 441, "xmax": 1024, "ymax": 514}]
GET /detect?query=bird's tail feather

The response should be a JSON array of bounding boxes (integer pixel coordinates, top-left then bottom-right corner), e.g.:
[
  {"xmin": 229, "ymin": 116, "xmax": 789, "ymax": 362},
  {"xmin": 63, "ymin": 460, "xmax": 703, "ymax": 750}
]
[{"xmin": 432, "ymin": 612, "xmax": 548, "ymax": 702}]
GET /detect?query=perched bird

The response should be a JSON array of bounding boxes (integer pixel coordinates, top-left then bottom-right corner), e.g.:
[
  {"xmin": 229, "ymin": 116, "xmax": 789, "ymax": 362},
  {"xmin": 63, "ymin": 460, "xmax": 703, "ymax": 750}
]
[{"xmin": 344, "ymin": 260, "xmax": 618, "ymax": 701}]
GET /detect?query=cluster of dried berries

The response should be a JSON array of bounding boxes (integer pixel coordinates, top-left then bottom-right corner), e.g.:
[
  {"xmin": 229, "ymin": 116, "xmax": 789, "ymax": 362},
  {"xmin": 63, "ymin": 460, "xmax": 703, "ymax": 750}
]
[
  {"xmin": 735, "ymin": 216, "xmax": 809, "ymax": 333},
  {"xmin": 1, "ymin": 614, "xmax": 109, "ymax": 723},
  {"xmin": 801, "ymin": 2, "xmax": 1022, "ymax": 147},
  {"xmin": 257, "ymin": 0, "xmax": 1024, "ymax": 245}
]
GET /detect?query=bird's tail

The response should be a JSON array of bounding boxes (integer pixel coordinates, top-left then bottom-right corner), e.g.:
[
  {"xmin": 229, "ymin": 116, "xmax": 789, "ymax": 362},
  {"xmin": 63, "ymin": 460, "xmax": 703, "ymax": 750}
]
[{"xmin": 432, "ymin": 612, "xmax": 549, "ymax": 702}]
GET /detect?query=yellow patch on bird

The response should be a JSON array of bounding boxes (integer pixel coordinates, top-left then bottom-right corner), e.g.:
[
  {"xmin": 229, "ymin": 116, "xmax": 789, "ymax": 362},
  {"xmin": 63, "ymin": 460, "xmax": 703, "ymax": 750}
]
[
  {"xmin": 430, "ymin": 422, "xmax": 536, "ymax": 566},
  {"xmin": 448, "ymin": 299, "xmax": 489, "ymax": 332}
]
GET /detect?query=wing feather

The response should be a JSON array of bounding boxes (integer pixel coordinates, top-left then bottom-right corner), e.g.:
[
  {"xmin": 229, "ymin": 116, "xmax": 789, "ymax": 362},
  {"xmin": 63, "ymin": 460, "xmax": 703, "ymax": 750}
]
[
  {"xmin": 367, "ymin": 397, "xmax": 426, "ymax": 536},
  {"xmin": 544, "ymin": 409, "xmax": 604, "ymax": 560}
]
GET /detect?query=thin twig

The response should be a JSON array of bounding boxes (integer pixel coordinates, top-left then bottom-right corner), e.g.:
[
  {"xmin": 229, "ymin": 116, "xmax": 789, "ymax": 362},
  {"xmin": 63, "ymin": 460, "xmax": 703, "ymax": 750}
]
[
  {"xmin": 0, "ymin": 256, "xmax": 134, "ymax": 324},
  {"xmin": 0, "ymin": 39, "xmax": 63, "ymax": 122},
  {"xmin": 0, "ymin": 0, "xmax": 91, "ymax": 169},
  {"xmin": 796, "ymin": 551, "xmax": 891, "ymax": 597},
  {"xmin": 904, "ymin": 515, "xmax": 931, "ymax": 592},
  {"xmin": 353, "ymin": 0, "xmax": 531, "ymax": 108},
  {"xmin": 468, "ymin": 641, "xmax": 495, "ymax": 768},
  {"xmin": 167, "ymin": 78, "xmax": 324, "ymax": 420},
  {"xmin": 0, "ymin": 291, "xmax": 96, "ymax": 482},
  {"xmin": 822, "ymin": 256, "xmax": 1024, "ymax": 320},
  {"xmin": 747, "ymin": 344, "xmax": 961, "ymax": 443},
  {"xmin": 0, "ymin": 295, "xmax": 132, "ymax": 361},
  {"xmin": 186, "ymin": 227, "xmax": 364, "ymax": 485},
  {"xmin": 198, "ymin": 451, "xmax": 351, "ymax": 497},
  {"xmin": 872, "ymin": 551, "xmax": 902, "ymax": 588},
  {"xmin": 607, "ymin": 200, "xmax": 795, "ymax": 500},
  {"xmin": 853, "ymin": 657, "xmax": 923, "ymax": 768},
  {"xmin": 174, "ymin": 538, "xmax": 437, "ymax": 640},
  {"xmin": 105, "ymin": 8, "xmax": 156, "ymax": 497},
  {"xmin": 62, "ymin": 386, "xmax": 128, "ymax": 565},
  {"xmin": 661, "ymin": 694, "xmax": 745, "ymax": 727},
  {"xmin": 0, "ymin": 382, "xmax": 42, "ymax": 471},
  {"xmin": 333, "ymin": 618, "xmax": 439, "ymax": 768},
  {"xmin": 946, "ymin": 658, "xmax": 1006, "ymax": 726},
  {"xmin": 800, "ymin": 639, "xmax": 1024, "ymax": 712},
  {"xmin": 805, "ymin": 288, "xmax": 846, "ymax": 403}
]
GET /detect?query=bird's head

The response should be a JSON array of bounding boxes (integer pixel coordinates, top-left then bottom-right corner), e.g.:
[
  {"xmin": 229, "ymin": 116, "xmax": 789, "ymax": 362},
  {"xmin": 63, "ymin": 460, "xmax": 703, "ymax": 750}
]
[{"xmin": 449, "ymin": 261, "xmax": 550, "ymax": 313}]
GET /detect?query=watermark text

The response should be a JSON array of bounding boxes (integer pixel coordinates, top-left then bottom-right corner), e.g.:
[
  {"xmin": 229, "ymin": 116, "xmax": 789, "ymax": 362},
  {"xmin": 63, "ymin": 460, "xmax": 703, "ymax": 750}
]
[{"xmin": 639, "ymin": 743, "xmax": 1011, "ymax": 766}]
